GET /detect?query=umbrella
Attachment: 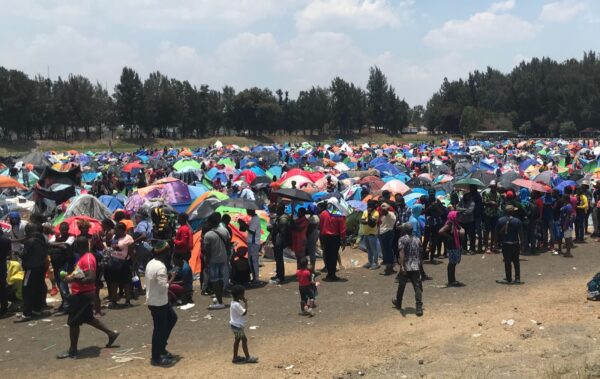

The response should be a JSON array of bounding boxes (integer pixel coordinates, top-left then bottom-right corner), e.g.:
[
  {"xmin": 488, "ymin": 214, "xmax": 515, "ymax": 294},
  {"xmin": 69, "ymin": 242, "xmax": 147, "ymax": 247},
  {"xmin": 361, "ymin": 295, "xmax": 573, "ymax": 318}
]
[
  {"xmin": 251, "ymin": 176, "xmax": 272, "ymax": 189},
  {"xmin": 406, "ymin": 176, "xmax": 432, "ymax": 188},
  {"xmin": 273, "ymin": 188, "xmax": 313, "ymax": 202},
  {"xmin": 499, "ymin": 171, "xmax": 520, "ymax": 190},
  {"xmin": 173, "ymin": 159, "xmax": 201, "ymax": 172},
  {"xmin": 454, "ymin": 177, "xmax": 485, "ymax": 189},
  {"xmin": 59, "ymin": 216, "xmax": 103, "ymax": 236},
  {"xmin": 533, "ymin": 171, "xmax": 554, "ymax": 185},
  {"xmin": 220, "ymin": 198, "xmax": 264, "ymax": 210},
  {"xmin": 556, "ymin": 180, "xmax": 577, "ymax": 194},
  {"xmin": 0, "ymin": 175, "xmax": 27, "ymax": 190},
  {"xmin": 468, "ymin": 171, "xmax": 496, "ymax": 186},
  {"xmin": 122, "ymin": 162, "xmax": 144, "ymax": 173},
  {"xmin": 381, "ymin": 179, "xmax": 410, "ymax": 195},
  {"xmin": 512, "ymin": 178, "xmax": 550, "ymax": 193}
]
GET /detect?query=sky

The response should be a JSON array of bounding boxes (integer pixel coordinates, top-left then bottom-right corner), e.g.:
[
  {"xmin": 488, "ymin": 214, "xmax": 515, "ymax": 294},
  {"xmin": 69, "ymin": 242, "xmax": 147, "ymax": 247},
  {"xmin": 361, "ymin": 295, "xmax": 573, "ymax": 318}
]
[{"xmin": 0, "ymin": 0, "xmax": 599, "ymax": 106}]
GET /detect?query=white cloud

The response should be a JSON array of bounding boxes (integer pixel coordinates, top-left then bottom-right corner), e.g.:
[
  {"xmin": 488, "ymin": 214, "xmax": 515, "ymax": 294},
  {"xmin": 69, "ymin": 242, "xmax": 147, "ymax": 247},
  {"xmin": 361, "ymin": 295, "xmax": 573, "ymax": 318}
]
[
  {"xmin": 0, "ymin": 26, "xmax": 141, "ymax": 88},
  {"xmin": 424, "ymin": 11, "xmax": 538, "ymax": 49},
  {"xmin": 295, "ymin": 0, "xmax": 412, "ymax": 31},
  {"xmin": 488, "ymin": 0, "xmax": 516, "ymax": 13},
  {"xmin": 540, "ymin": 1, "xmax": 587, "ymax": 22}
]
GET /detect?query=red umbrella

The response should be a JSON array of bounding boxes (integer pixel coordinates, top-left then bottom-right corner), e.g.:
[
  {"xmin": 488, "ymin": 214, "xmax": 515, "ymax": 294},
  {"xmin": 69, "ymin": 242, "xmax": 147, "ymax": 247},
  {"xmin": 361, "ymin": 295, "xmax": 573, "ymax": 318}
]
[
  {"xmin": 358, "ymin": 175, "xmax": 384, "ymax": 191},
  {"xmin": 58, "ymin": 216, "xmax": 103, "ymax": 236},
  {"xmin": 512, "ymin": 178, "xmax": 550, "ymax": 193},
  {"xmin": 122, "ymin": 162, "xmax": 144, "ymax": 173}
]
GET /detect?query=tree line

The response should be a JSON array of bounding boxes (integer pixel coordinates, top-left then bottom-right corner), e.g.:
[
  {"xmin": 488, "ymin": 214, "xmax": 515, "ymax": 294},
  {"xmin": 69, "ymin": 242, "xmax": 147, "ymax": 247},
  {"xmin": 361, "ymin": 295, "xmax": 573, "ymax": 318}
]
[
  {"xmin": 0, "ymin": 65, "xmax": 413, "ymax": 141},
  {"xmin": 425, "ymin": 51, "xmax": 600, "ymax": 137}
]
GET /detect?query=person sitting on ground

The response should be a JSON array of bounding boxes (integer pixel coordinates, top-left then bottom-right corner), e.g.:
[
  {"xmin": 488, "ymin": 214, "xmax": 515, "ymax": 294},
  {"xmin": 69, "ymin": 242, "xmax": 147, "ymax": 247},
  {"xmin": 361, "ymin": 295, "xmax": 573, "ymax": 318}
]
[{"xmin": 168, "ymin": 254, "xmax": 194, "ymax": 305}]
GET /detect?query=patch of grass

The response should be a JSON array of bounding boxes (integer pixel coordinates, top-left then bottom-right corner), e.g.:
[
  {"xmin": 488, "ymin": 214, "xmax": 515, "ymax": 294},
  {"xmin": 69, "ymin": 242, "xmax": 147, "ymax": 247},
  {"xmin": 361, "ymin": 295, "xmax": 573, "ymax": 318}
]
[{"xmin": 544, "ymin": 362, "xmax": 600, "ymax": 379}]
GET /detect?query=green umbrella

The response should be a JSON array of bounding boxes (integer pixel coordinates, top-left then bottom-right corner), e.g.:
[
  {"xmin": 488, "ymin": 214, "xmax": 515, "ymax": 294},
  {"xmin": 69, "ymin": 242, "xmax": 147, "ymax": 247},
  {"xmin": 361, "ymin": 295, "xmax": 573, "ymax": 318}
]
[
  {"xmin": 583, "ymin": 161, "xmax": 598, "ymax": 173},
  {"xmin": 173, "ymin": 159, "xmax": 201, "ymax": 171},
  {"xmin": 454, "ymin": 177, "xmax": 485, "ymax": 189},
  {"xmin": 218, "ymin": 157, "xmax": 235, "ymax": 167}
]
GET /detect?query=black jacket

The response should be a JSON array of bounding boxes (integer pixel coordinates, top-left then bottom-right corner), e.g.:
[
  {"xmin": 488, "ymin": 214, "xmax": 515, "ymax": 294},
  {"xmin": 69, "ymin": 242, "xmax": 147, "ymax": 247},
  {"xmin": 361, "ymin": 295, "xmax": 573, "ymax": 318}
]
[{"xmin": 22, "ymin": 233, "xmax": 48, "ymax": 270}]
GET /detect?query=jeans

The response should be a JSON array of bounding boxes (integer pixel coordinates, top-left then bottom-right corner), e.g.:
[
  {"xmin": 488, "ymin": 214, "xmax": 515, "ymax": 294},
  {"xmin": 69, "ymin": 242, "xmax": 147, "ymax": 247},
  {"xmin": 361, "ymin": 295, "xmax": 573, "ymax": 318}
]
[
  {"xmin": 51, "ymin": 257, "xmax": 71, "ymax": 309},
  {"xmin": 274, "ymin": 244, "xmax": 285, "ymax": 281},
  {"xmin": 575, "ymin": 211, "xmax": 585, "ymax": 241},
  {"xmin": 320, "ymin": 235, "xmax": 340, "ymax": 278},
  {"xmin": 379, "ymin": 231, "xmax": 395, "ymax": 266},
  {"xmin": 248, "ymin": 243, "xmax": 260, "ymax": 282},
  {"xmin": 395, "ymin": 271, "xmax": 423, "ymax": 309},
  {"xmin": 541, "ymin": 217, "xmax": 554, "ymax": 247},
  {"xmin": 23, "ymin": 267, "xmax": 45, "ymax": 317},
  {"xmin": 364, "ymin": 235, "xmax": 379, "ymax": 266},
  {"xmin": 148, "ymin": 304, "xmax": 178, "ymax": 361},
  {"xmin": 461, "ymin": 222, "xmax": 476, "ymax": 252},
  {"xmin": 501, "ymin": 243, "xmax": 520, "ymax": 281}
]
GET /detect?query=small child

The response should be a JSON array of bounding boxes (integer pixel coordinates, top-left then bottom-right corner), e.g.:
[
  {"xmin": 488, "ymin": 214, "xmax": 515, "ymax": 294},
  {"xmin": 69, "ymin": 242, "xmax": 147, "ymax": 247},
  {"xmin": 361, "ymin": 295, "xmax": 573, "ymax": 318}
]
[
  {"xmin": 229, "ymin": 285, "xmax": 258, "ymax": 364},
  {"xmin": 296, "ymin": 257, "xmax": 317, "ymax": 316}
]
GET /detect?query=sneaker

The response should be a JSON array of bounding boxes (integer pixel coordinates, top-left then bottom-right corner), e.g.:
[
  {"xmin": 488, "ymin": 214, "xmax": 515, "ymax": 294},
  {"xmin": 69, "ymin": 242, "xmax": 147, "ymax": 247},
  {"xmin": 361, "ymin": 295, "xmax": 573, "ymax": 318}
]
[
  {"xmin": 552, "ymin": 251, "xmax": 560, "ymax": 256},
  {"xmin": 416, "ymin": 308, "xmax": 424, "ymax": 317},
  {"xmin": 208, "ymin": 303, "xmax": 226, "ymax": 310},
  {"xmin": 56, "ymin": 350, "xmax": 78, "ymax": 359},
  {"xmin": 370, "ymin": 264, "xmax": 380, "ymax": 270},
  {"xmin": 392, "ymin": 299, "xmax": 402, "ymax": 309},
  {"xmin": 496, "ymin": 279, "xmax": 512, "ymax": 285},
  {"xmin": 362, "ymin": 263, "xmax": 371, "ymax": 269},
  {"xmin": 151, "ymin": 357, "xmax": 174, "ymax": 366},
  {"xmin": 232, "ymin": 356, "xmax": 245, "ymax": 364},
  {"xmin": 245, "ymin": 356, "xmax": 258, "ymax": 364}
]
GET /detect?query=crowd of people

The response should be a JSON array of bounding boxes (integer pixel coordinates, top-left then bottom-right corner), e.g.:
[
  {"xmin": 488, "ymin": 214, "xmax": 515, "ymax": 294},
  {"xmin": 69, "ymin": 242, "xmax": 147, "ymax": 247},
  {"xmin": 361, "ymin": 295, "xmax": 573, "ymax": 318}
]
[{"xmin": 1, "ymin": 137, "xmax": 599, "ymax": 366}]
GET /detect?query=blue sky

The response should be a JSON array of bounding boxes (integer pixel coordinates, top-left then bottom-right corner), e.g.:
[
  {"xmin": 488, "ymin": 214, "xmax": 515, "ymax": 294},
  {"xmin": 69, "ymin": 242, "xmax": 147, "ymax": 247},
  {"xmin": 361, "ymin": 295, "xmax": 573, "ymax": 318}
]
[{"xmin": 1, "ymin": 0, "xmax": 598, "ymax": 105}]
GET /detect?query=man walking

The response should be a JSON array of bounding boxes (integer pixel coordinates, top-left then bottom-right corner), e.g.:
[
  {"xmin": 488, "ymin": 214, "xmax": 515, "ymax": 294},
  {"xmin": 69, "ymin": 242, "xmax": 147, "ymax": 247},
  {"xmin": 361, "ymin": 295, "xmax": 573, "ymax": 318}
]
[
  {"xmin": 146, "ymin": 244, "xmax": 177, "ymax": 366},
  {"xmin": 392, "ymin": 223, "xmax": 423, "ymax": 316},
  {"xmin": 496, "ymin": 205, "xmax": 524, "ymax": 285}
]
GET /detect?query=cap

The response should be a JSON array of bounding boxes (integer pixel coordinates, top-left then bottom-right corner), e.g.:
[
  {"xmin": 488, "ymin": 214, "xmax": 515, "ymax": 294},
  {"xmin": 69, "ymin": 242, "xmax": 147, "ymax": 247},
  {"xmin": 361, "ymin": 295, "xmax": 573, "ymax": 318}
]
[{"xmin": 505, "ymin": 204, "xmax": 516, "ymax": 213}]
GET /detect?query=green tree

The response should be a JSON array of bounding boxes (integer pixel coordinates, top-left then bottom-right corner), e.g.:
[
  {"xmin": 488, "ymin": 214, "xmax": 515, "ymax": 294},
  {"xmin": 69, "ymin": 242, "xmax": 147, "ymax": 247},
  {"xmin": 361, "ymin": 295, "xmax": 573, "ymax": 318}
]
[
  {"xmin": 366, "ymin": 66, "xmax": 388, "ymax": 131},
  {"xmin": 559, "ymin": 121, "xmax": 577, "ymax": 137},
  {"xmin": 114, "ymin": 67, "xmax": 144, "ymax": 139},
  {"xmin": 459, "ymin": 106, "xmax": 482, "ymax": 136}
]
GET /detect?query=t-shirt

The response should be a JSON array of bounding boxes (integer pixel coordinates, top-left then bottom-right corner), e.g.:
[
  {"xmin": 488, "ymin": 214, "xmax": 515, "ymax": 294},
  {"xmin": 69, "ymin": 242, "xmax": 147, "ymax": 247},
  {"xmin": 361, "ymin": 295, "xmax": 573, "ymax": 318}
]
[
  {"xmin": 296, "ymin": 268, "xmax": 312, "ymax": 287},
  {"xmin": 496, "ymin": 216, "xmax": 522, "ymax": 244},
  {"xmin": 230, "ymin": 300, "xmax": 246, "ymax": 328},
  {"xmin": 361, "ymin": 210, "xmax": 379, "ymax": 236},
  {"xmin": 246, "ymin": 215, "xmax": 261, "ymax": 245},
  {"xmin": 111, "ymin": 234, "xmax": 134, "ymax": 260},
  {"xmin": 378, "ymin": 212, "xmax": 396, "ymax": 234},
  {"xmin": 70, "ymin": 253, "xmax": 96, "ymax": 295}
]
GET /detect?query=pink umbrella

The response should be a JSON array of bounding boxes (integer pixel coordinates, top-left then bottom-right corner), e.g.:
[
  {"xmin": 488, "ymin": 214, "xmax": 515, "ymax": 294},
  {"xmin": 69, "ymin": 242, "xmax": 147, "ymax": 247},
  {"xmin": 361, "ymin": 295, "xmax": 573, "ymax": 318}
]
[{"xmin": 381, "ymin": 179, "xmax": 410, "ymax": 195}]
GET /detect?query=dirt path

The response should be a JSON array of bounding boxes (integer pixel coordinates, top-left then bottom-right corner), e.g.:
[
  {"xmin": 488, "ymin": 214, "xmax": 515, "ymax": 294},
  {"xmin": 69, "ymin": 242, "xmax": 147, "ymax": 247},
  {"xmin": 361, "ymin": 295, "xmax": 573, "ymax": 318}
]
[{"xmin": 2, "ymin": 244, "xmax": 600, "ymax": 379}]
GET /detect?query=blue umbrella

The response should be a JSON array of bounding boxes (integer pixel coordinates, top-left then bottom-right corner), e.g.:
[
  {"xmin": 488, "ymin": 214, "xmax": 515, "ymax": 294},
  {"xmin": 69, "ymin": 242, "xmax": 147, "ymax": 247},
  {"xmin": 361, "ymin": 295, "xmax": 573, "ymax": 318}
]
[
  {"xmin": 347, "ymin": 200, "xmax": 367, "ymax": 211},
  {"xmin": 556, "ymin": 180, "xmax": 577, "ymax": 194}
]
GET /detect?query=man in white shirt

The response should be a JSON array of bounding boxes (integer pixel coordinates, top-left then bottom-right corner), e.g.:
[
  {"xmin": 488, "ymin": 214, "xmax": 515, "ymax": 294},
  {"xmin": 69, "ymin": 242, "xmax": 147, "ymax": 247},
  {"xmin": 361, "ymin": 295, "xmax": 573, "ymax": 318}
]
[
  {"xmin": 240, "ymin": 185, "xmax": 256, "ymax": 201},
  {"xmin": 246, "ymin": 209, "xmax": 262, "ymax": 284},
  {"xmin": 145, "ymin": 243, "xmax": 177, "ymax": 367}
]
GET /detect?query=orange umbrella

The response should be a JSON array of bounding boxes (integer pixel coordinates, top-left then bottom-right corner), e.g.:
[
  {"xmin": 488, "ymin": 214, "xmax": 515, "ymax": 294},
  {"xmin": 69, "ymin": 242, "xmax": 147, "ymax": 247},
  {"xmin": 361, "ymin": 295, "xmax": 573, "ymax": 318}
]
[{"xmin": 0, "ymin": 175, "xmax": 27, "ymax": 190}]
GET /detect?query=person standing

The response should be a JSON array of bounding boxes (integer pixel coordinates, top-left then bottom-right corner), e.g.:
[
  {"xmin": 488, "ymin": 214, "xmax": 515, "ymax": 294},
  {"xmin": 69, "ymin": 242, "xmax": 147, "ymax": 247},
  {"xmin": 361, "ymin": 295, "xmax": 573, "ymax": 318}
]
[
  {"xmin": 361, "ymin": 200, "xmax": 380, "ymax": 270},
  {"xmin": 482, "ymin": 181, "xmax": 500, "ymax": 253},
  {"xmin": 0, "ymin": 230, "xmax": 10, "ymax": 317},
  {"xmin": 15, "ymin": 224, "xmax": 47, "ymax": 322},
  {"xmin": 496, "ymin": 205, "xmax": 523, "ymax": 285},
  {"xmin": 246, "ymin": 209, "xmax": 262, "ymax": 284},
  {"xmin": 392, "ymin": 223, "xmax": 424, "ymax": 316},
  {"xmin": 457, "ymin": 192, "xmax": 475, "ymax": 254},
  {"xmin": 378, "ymin": 203, "xmax": 397, "ymax": 275},
  {"xmin": 270, "ymin": 204, "xmax": 290, "ymax": 284},
  {"xmin": 575, "ymin": 188, "xmax": 588, "ymax": 243},
  {"xmin": 203, "ymin": 213, "xmax": 230, "ymax": 309},
  {"xmin": 438, "ymin": 211, "xmax": 465, "ymax": 287},
  {"xmin": 306, "ymin": 205, "xmax": 320, "ymax": 270},
  {"xmin": 146, "ymin": 245, "xmax": 177, "ymax": 366},
  {"xmin": 319, "ymin": 202, "xmax": 346, "ymax": 281},
  {"xmin": 173, "ymin": 213, "xmax": 193, "ymax": 263},
  {"xmin": 48, "ymin": 222, "xmax": 75, "ymax": 313},
  {"xmin": 57, "ymin": 237, "xmax": 119, "ymax": 359},
  {"xmin": 291, "ymin": 207, "xmax": 309, "ymax": 266}
]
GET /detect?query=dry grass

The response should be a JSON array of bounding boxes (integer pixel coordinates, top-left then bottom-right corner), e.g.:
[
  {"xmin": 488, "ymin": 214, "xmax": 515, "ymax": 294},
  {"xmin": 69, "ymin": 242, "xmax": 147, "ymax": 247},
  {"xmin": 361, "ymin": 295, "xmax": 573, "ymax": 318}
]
[
  {"xmin": 0, "ymin": 133, "xmax": 444, "ymax": 155},
  {"xmin": 544, "ymin": 362, "xmax": 600, "ymax": 379}
]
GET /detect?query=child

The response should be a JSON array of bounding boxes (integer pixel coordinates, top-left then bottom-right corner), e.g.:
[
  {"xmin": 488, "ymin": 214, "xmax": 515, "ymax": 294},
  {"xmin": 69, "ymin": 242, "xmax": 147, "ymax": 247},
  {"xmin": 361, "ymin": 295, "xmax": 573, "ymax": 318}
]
[
  {"xmin": 296, "ymin": 257, "xmax": 317, "ymax": 316},
  {"xmin": 229, "ymin": 285, "xmax": 258, "ymax": 364}
]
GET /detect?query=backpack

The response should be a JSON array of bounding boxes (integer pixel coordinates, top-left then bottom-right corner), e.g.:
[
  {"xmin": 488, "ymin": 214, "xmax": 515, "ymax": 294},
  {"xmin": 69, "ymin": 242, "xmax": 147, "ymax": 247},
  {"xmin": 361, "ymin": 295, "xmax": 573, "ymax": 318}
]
[{"xmin": 587, "ymin": 272, "xmax": 600, "ymax": 300}]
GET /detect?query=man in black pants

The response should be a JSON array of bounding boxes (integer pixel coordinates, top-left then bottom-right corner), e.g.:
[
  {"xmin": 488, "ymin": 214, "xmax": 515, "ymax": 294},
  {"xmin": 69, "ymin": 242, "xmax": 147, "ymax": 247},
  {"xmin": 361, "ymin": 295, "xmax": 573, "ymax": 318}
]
[
  {"xmin": 319, "ymin": 203, "xmax": 346, "ymax": 281},
  {"xmin": 496, "ymin": 205, "xmax": 524, "ymax": 285},
  {"xmin": 0, "ymin": 230, "xmax": 10, "ymax": 317},
  {"xmin": 16, "ymin": 224, "xmax": 48, "ymax": 322},
  {"xmin": 393, "ymin": 223, "xmax": 423, "ymax": 316}
]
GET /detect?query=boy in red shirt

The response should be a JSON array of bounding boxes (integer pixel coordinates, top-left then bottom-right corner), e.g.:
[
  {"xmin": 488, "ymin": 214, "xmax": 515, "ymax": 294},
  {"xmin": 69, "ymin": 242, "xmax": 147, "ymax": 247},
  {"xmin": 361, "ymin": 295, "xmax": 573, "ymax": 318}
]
[
  {"xmin": 173, "ymin": 213, "xmax": 193, "ymax": 262},
  {"xmin": 296, "ymin": 257, "xmax": 317, "ymax": 316}
]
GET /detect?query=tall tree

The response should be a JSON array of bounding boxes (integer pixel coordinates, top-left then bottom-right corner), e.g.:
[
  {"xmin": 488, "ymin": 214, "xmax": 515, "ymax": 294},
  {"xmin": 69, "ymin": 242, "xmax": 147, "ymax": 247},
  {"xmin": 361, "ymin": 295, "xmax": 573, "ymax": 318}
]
[
  {"xmin": 114, "ymin": 67, "xmax": 144, "ymax": 139},
  {"xmin": 366, "ymin": 66, "xmax": 388, "ymax": 132}
]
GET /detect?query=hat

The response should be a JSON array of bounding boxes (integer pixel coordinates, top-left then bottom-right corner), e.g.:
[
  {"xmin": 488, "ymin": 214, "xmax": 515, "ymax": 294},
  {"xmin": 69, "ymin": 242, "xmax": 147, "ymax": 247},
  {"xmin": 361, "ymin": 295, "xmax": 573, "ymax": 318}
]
[
  {"xmin": 489, "ymin": 180, "xmax": 497, "ymax": 186},
  {"xmin": 505, "ymin": 204, "xmax": 516, "ymax": 213}
]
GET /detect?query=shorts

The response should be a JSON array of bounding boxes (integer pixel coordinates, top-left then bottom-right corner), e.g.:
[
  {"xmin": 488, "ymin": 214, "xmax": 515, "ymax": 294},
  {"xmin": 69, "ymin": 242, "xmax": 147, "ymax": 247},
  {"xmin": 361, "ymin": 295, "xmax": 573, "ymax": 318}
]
[
  {"xmin": 105, "ymin": 258, "xmax": 132, "ymax": 285},
  {"xmin": 67, "ymin": 293, "xmax": 95, "ymax": 326},
  {"xmin": 231, "ymin": 325, "xmax": 246, "ymax": 339},
  {"xmin": 208, "ymin": 263, "xmax": 228, "ymax": 283},
  {"xmin": 447, "ymin": 248, "xmax": 462, "ymax": 264}
]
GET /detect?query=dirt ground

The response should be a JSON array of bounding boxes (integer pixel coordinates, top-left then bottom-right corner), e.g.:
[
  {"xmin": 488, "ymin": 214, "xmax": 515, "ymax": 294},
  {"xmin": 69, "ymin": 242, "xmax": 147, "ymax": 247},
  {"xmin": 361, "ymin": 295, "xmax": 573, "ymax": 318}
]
[{"xmin": 2, "ymin": 242, "xmax": 600, "ymax": 379}]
